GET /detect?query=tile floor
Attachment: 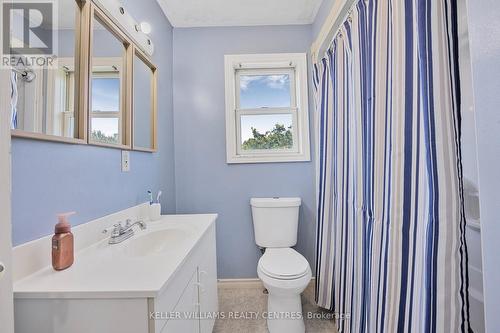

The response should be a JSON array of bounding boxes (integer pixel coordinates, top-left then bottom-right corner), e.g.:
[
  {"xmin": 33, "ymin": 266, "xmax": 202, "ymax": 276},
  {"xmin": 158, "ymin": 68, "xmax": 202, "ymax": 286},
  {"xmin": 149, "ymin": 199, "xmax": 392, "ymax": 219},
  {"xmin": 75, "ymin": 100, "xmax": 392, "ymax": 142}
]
[{"xmin": 213, "ymin": 282, "xmax": 338, "ymax": 333}]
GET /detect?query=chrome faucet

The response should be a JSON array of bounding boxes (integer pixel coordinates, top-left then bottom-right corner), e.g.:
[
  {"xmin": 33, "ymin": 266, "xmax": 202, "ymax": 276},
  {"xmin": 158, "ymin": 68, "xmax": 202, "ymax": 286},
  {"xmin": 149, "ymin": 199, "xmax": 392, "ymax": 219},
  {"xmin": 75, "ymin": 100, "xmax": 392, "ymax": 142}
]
[{"xmin": 103, "ymin": 219, "xmax": 146, "ymax": 244}]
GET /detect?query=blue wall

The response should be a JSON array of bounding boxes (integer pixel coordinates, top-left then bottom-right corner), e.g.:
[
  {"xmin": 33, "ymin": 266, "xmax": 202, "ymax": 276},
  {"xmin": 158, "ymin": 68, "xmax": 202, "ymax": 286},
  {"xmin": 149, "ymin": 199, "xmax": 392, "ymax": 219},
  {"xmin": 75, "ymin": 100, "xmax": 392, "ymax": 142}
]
[
  {"xmin": 11, "ymin": 0, "xmax": 176, "ymax": 245},
  {"xmin": 172, "ymin": 25, "xmax": 316, "ymax": 278}
]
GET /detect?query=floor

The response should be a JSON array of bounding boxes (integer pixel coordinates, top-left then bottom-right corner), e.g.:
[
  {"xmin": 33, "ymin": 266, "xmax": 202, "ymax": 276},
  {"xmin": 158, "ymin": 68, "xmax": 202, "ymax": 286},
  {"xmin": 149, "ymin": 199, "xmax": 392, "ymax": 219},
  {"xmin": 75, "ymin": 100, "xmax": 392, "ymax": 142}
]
[{"xmin": 213, "ymin": 281, "xmax": 338, "ymax": 333}]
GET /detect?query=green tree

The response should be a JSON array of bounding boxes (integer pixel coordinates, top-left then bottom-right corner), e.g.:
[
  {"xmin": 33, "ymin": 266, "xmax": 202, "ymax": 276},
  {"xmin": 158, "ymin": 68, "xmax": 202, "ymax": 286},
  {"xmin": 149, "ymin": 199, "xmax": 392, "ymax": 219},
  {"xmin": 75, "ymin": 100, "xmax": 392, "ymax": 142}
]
[
  {"xmin": 242, "ymin": 123, "xmax": 293, "ymax": 150},
  {"xmin": 91, "ymin": 130, "xmax": 119, "ymax": 144}
]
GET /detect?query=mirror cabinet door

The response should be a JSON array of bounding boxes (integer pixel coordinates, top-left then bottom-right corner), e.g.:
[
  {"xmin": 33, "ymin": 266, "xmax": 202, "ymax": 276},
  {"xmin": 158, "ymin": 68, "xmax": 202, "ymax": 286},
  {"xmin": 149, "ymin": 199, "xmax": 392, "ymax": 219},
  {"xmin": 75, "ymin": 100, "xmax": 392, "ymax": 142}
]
[
  {"xmin": 133, "ymin": 50, "xmax": 156, "ymax": 151},
  {"xmin": 10, "ymin": 0, "xmax": 81, "ymax": 140},
  {"xmin": 89, "ymin": 9, "xmax": 130, "ymax": 147}
]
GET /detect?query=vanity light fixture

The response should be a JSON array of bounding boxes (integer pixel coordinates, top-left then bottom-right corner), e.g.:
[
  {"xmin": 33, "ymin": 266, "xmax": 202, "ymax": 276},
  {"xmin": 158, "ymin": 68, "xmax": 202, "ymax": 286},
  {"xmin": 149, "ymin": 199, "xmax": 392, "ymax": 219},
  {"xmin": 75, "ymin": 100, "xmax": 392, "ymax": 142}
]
[{"xmin": 93, "ymin": 0, "xmax": 154, "ymax": 55}]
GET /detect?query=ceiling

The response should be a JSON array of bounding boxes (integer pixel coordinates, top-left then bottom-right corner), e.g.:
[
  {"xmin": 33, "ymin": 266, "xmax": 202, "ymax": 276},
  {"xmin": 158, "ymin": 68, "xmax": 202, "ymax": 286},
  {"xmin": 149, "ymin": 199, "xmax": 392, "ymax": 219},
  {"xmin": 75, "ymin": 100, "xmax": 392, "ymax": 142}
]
[{"xmin": 156, "ymin": 0, "xmax": 324, "ymax": 28}]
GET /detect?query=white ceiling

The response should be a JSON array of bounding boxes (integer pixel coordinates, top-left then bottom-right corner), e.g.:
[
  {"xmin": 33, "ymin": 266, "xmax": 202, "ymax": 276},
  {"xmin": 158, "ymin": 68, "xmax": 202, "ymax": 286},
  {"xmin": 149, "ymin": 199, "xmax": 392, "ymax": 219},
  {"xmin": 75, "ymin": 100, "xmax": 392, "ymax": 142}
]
[{"xmin": 156, "ymin": 0, "xmax": 324, "ymax": 28}]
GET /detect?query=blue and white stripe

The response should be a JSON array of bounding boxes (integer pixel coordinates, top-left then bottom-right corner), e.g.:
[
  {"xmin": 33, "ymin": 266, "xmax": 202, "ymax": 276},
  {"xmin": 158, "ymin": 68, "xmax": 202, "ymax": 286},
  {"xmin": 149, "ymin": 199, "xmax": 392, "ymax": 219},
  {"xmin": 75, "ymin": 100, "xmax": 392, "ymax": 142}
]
[
  {"xmin": 10, "ymin": 71, "xmax": 18, "ymax": 129},
  {"xmin": 313, "ymin": 0, "xmax": 471, "ymax": 332}
]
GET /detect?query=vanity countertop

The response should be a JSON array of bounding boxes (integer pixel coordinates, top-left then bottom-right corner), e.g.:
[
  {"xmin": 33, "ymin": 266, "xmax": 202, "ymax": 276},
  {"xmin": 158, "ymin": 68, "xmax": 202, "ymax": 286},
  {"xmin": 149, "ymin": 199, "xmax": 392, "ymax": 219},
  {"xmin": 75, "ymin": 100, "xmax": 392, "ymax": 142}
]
[{"xmin": 13, "ymin": 214, "xmax": 217, "ymax": 299}]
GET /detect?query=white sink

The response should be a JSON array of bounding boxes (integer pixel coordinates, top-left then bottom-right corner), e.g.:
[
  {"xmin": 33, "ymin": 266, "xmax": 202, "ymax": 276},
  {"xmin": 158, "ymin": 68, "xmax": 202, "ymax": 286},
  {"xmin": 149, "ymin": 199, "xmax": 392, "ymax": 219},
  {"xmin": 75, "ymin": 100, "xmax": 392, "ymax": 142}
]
[
  {"xmin": 124, "ymin": 228, "xmax": 191, "ymax": 256},
  {"xmin": 14, "ymin": 212, "xmax": 218, "ymax": 299}
]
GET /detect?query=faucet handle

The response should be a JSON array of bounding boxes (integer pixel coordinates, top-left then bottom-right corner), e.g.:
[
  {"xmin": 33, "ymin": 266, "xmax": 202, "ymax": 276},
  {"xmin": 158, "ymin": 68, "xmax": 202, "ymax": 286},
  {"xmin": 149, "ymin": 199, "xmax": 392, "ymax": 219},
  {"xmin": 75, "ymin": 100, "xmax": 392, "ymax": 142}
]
[
  {"xmin": 111, "ymin": 222, "xmax": 123, "ymax": 236},
  {"xmin": 125, "ymin": 219, "xmax": 132, "ymax": 228},
  {"xmin": 137, "ymin": 219, "xmax": 146, "ymax": 230}
]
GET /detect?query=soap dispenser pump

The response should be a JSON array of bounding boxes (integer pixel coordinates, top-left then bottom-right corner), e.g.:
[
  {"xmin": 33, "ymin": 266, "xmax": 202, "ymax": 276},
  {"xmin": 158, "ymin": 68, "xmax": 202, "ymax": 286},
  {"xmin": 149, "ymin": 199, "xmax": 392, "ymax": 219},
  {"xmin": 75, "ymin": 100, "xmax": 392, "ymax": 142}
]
[{"xmin": 52, "ymin": 212, "xmax": 75, "ymax": 271}]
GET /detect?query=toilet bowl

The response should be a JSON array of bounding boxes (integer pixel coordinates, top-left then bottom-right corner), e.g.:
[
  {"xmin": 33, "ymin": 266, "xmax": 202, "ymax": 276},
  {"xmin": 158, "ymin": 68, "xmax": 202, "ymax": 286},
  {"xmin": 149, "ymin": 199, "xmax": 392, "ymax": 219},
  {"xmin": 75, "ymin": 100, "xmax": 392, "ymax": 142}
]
[
  {"xmin": 257, "ymin": 248, "xmax": 312, "ymax": 333},
  {"xmin": 250, "ymin": 197, "xmax": 311, "ymax": 333}
]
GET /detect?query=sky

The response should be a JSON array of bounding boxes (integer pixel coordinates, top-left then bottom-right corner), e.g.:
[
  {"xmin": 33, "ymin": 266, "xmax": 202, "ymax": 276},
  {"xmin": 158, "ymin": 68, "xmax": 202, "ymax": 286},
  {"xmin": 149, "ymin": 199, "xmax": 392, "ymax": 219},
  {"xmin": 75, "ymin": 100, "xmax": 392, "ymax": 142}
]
[
  {"xmin": 239, "ymin": 74, "xmax": 292, "ymax": 142},
  {"xmin": 91, "ymin": 78, "xmax": 119, "ymax": 136},
  {"xmin": 92, "ymin": 78, "xmax": 119, "ymax": 112}
]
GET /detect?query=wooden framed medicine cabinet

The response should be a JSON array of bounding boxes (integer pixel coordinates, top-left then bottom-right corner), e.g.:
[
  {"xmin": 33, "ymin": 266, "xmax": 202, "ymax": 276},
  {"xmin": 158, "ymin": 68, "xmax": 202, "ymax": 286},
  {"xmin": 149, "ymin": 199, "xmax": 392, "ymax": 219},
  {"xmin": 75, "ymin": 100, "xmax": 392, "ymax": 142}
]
[{"xmin": 10, "ymin": 0, "xmax": 157, "ymax": 153}]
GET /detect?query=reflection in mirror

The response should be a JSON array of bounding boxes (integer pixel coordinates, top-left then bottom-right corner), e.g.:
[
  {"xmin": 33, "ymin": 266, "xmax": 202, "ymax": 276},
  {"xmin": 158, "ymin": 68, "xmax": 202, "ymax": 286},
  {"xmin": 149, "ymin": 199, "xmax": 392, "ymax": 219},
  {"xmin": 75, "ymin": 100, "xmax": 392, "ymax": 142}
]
[
  {"xmin": 90, "ymin": 14, "xmax": 127, "ymax": 146},
  {"xmin": 133, "ymin": 52, "xmax": 156, "ymax": 150},
  {"xmin": 10, "ymin": 0, "xmax": 79, "ymax": 139}
]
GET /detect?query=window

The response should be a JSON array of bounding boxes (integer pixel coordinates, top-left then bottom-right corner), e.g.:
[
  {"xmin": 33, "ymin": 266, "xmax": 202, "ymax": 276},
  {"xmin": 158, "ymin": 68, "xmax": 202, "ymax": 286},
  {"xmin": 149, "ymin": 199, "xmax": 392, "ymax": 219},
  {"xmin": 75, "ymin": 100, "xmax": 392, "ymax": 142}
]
[
  {"xmin": 90, "ymin": 73, "xmax": 121, "ymax": 144},
  {"xmin": 224, "ymin": 54, "xmax": 310, "ymax": 163}
]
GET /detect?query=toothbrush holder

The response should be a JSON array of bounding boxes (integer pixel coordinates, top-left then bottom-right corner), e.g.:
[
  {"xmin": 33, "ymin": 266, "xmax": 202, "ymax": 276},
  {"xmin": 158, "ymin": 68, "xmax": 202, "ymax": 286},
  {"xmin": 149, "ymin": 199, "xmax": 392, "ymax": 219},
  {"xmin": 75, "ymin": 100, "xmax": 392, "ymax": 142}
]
[{"xmin": 149, "ymin": 203, "xmax": 161, "ymax": 221}]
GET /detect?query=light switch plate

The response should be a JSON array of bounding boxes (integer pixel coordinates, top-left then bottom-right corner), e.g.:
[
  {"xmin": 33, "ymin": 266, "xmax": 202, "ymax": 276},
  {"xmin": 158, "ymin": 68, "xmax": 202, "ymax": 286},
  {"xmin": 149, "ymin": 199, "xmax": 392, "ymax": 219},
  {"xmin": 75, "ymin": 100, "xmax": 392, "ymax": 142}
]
[{"xmin": 121, "ymin": 150, "xmax": 130, "ymax": 172}]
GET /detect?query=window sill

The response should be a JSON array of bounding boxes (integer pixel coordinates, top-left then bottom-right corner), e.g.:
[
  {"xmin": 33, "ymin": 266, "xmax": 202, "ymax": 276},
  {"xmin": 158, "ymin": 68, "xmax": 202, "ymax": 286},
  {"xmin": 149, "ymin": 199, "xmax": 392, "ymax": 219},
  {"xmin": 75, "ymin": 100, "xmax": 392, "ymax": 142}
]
[
  {"xmin": 88, "ymin": 140, "xmax": 131, "ymax": 150},
  {"xmin": 227, "ymin": 152, "xmax": 311, "ymax": 164},
  {"xmin": 11, "ymin": 130, "xmax": 87, "ymax": 145}
]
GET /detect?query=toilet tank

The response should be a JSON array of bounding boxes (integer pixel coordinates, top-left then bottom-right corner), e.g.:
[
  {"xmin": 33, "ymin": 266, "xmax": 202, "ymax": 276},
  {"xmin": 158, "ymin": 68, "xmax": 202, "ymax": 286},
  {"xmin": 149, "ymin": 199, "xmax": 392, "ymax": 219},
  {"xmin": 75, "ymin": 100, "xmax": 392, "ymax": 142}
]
[{"xmin": 250, "ymin": 197, "xmax": 301, "ymax": 248}]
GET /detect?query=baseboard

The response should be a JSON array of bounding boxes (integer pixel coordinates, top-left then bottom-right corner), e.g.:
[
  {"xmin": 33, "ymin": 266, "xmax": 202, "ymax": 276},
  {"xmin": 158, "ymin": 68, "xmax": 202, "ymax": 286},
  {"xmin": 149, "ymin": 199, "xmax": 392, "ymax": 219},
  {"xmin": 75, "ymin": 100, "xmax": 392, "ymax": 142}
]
[
  {"xmin": 217, "ymin": 278, "xmax": 263, "ymax": 289},
  {"xmin": 217, "ymin": 277, "xmax": 316, "ymax": 289}
]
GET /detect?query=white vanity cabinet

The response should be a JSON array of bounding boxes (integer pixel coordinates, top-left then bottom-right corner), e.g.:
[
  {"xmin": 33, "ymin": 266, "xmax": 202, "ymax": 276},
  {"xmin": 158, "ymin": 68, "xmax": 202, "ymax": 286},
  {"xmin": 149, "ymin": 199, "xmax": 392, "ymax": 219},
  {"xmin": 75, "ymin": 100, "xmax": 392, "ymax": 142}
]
[
  {"xmin": 198, "ymin": 242, "xmax": 219, "ymax": 333},
  {"xmin": 159, "ymin": 270, "xmax": 199, "ymax": 333},
  {"xmin": 14, "ymin": 213, "xmax": 218, "ymax": 333},
  {"xmin": 151, "ymin": 223, "xmax": 218, "ymax": 333}
]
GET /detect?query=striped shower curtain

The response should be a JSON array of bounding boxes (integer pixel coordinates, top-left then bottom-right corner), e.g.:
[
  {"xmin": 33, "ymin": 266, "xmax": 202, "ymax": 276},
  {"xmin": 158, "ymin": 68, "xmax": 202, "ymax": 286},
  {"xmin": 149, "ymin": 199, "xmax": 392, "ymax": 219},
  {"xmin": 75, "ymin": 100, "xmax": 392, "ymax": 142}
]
[{"xmin": 313, "ymin": 0, "xmax": 471, "ymax": 332}]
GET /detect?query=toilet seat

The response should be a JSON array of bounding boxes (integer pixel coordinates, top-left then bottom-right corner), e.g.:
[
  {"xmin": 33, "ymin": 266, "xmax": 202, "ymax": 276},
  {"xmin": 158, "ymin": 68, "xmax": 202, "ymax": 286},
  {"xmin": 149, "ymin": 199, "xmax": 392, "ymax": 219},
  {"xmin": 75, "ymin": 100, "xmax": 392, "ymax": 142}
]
[{"xmin": 258, "ymin": 248, "xmax": 309, "ymax": 280}]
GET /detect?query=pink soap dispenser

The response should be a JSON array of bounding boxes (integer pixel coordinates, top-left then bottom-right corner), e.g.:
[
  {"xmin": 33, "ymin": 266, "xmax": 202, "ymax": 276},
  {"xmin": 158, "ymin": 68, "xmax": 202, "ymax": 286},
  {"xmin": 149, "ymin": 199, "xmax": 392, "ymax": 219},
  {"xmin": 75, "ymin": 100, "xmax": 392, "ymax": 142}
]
[{"xmin": 52, "ymin": 212, "xmax": 75, "ymax": 271}]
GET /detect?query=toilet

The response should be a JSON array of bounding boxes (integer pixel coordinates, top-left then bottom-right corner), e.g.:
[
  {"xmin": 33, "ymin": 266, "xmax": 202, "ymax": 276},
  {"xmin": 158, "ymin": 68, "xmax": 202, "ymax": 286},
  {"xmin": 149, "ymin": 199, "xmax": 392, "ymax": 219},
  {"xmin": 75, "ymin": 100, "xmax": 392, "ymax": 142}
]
[{"xmin": 250, "ymin": 197, "xmax": 312, "ymax": 333}]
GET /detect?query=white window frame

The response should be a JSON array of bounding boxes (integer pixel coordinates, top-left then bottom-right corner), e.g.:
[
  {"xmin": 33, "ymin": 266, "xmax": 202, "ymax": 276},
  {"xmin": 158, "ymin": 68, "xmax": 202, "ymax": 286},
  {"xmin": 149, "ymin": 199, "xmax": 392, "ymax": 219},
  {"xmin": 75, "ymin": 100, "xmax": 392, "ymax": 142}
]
[
  {"xmin": 46, "ymin": 57, "xmax": 76, "ymax": 138},
  {"xmin": 224, "ymin": 53, "xmax": 311, "ymax": 164}
]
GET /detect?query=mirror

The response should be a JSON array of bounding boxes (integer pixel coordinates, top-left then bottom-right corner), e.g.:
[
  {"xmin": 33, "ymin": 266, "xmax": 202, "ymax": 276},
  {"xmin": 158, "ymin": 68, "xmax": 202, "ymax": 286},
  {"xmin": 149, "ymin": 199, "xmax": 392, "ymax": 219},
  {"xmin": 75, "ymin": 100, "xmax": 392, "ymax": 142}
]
[
  {"xmin": 9, "ymin": 0, "xmax": 158, "ymax": 152},
  {"xmin": 10, "ymin": 0, "xmax": 80, "ymax": 140},
  {"xmin": 89, "ymin": 11, "xmax": 129, "ymax": 147},
  {"xmin": 133, "ymin": 50, "xmax": 156, "ymax": 151}
]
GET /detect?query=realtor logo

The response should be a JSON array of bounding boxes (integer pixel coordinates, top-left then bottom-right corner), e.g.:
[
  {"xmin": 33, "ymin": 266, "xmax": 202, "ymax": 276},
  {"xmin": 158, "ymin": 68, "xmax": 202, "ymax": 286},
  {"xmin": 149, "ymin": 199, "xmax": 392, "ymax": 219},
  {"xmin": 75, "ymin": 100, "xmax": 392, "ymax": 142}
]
[{"xmin": 1, "ymin": 1, "xmax": 56, "ymax": 68}]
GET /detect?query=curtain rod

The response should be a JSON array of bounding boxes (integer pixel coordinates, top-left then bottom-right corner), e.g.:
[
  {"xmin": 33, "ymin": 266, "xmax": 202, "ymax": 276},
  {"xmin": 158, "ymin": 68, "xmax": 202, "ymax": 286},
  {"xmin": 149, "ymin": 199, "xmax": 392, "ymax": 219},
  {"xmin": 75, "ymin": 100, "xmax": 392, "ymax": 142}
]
[{"xmin": 311, "ymin": 0, "xmax": 359, "ymax": 64}]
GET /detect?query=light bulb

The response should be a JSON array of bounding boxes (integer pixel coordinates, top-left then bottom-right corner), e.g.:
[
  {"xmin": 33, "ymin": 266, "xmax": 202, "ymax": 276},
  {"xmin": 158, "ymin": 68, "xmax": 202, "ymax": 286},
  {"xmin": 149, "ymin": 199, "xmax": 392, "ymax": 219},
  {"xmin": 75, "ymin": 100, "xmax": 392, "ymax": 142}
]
[{"xmin": 140, "ymin": 22, "xmax": 152, "ymax": 34}]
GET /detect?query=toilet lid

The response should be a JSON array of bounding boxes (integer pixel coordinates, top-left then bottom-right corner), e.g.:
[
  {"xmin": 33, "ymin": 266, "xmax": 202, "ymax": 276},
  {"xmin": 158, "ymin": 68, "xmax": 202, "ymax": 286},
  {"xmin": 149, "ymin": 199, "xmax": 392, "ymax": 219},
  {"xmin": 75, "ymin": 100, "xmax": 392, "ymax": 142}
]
[{"xmin": 259, "ymin": 248, "xmax": 309, "ymax": 279}]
